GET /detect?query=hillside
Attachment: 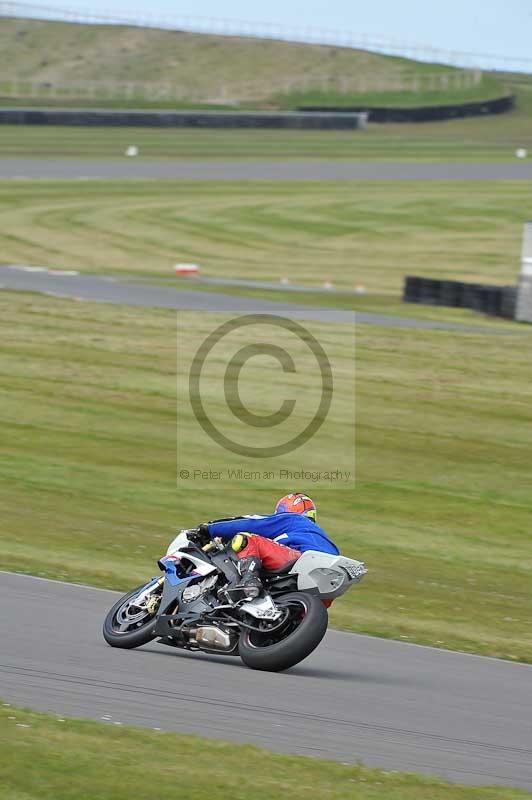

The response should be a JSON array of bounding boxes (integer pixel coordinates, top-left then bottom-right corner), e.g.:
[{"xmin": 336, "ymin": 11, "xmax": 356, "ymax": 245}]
[{"xmin": 0, "ymin": 16, "xmax": 505, "ymax": 108}]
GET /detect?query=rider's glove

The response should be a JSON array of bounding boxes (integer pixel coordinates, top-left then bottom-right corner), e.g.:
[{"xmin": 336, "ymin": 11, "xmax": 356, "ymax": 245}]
[{"xmin": 188, "ymin": 523, "xmax": 211, "ymax": 547}]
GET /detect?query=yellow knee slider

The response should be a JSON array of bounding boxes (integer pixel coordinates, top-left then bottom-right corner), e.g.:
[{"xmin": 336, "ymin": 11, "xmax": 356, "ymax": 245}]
[{"xmin": 231, "ymin": 534, "xmax": 248, "ymax": 553}]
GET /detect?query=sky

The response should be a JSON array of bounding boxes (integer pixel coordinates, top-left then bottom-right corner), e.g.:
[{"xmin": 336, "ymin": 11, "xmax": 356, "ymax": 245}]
[{"xmin": 15, "ymin": 0, "xmax": 532, "ymax": 69}]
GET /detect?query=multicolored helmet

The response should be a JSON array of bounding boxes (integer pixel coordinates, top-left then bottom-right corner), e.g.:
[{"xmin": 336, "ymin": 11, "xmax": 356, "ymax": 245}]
[{"xmin": 274, "ymin": 493, "xmax": 317, "ymax": 522}]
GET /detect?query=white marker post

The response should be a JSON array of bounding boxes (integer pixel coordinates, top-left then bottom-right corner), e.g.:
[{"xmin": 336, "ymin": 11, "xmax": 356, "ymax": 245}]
[{"xmin": 515, "ymin": 222, "xmax": 532, "ymax": 322}]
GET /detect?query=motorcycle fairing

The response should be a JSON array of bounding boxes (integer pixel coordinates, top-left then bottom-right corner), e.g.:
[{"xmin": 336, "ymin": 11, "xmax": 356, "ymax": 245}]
[
  {"xmin": 289, "ymin": 551, "xmax": 367, "ymax": 599},
  {"xmin": 154, "ymin": 549, "xmax": 239, "ymax": 639},
  {"xmin": 158, "ymin": 555, "xmax": 194, "ymax": 586}
]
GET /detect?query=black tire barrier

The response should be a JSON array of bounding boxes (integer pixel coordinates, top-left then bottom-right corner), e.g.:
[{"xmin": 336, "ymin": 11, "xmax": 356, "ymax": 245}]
[
  {"xmin": 403, "ymin": 276, "xmax": 517, "ymax": 319},
  {"xmin": 299, "ymin": 94, "xmax": 514, "ymax": 123},
  {"xmin": 0, "ymin": 107, "xmax": 368, "ymax": 129}
]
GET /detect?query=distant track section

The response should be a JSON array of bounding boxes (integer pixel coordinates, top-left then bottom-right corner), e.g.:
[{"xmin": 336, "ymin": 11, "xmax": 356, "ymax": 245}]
[
  {"xmin": 0, "ymin": 265, "xmax": 518, "ymax": 333},
  {"xmin": 2, "ymin": 159, "xmax": 532, "ymax": 181}
]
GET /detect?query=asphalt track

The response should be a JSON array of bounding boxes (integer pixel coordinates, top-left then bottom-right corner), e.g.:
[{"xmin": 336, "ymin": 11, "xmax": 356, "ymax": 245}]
[
  {"xmin": 0, "ymin": 265, "xmax": 515, "ymax": 333},
  {"xmin": 2, "ymin": 572, "xmax": 532, "ymax": 790},
  {"xmin": 2, "ymin": 158, "xmax": 532, "ymax": 180}
]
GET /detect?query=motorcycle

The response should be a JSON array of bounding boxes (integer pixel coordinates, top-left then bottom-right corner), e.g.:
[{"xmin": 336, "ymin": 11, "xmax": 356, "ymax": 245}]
[{"xmin": 103, "ymin": 530, "xmax": 367, "ymax": 672}]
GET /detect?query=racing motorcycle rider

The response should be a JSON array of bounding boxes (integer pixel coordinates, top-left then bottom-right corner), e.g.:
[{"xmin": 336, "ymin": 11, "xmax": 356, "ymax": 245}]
[{"xmin": 189, "ymin": 493, "xmax": 339, "ymax": 602}]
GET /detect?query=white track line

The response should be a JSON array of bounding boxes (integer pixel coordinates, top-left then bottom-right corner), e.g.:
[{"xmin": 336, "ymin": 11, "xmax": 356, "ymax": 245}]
[
  {"xmin": 0, "ymin": 570, "xmax": 120, "ymax": 595},
  {"xmin": 6, "ymin": 266, "xmax": 80, "ymax": 276},
  {"xmin": 9, "ymin": 265, "xmax": 47, "ymax": 272}
]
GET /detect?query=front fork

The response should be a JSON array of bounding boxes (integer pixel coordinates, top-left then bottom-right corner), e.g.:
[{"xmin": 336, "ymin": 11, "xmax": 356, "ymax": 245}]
[{"xmin": 135, "ymin": 576, "xmax": 164, "ymax": 616}]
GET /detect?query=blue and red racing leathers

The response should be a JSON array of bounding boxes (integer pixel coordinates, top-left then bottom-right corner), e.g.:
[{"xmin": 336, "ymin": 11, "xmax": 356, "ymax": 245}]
[{"xmin": 207, "ymin": 512, "xmax": 339, "ymax": 571}]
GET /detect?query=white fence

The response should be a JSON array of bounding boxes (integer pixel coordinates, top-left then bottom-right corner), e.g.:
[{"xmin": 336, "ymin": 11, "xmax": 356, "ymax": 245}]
[
  {"xmin": 0, "ymin": 71, "xmax": 484, "ymax": 105},
  {"xmin": 1, "ymin": 0, "xmax": 531, "ymax": 73}
]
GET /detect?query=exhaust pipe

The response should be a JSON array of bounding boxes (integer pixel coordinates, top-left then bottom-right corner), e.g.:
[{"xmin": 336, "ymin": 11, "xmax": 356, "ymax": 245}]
[{"xmin": 188, "ymin": 625, "xmax": 237, "ymax": 652}]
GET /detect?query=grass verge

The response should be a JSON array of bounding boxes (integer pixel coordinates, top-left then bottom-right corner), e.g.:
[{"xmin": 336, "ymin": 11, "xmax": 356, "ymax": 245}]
[
  {"xmin": 0, "ymin": 72, "xmax": 530, "ymax": 160},
  {"xmin": 1, "ymin": 111, "xmax": 532, "ymax": 160},
  {"xmin": 274, "ymin": 81, "xmax": 505, "ymax": 109},
  {"xmin": 1, "ymin": 703, "xmax": 530, "ymax": 800},
  {"xmin": 1, "ymin": 292, "xmax": 531, "ymax": 661},
  {"xmin": 151, "ymin": 277, "xmax": 521, "ymax": 329},
  {"xmin": 0, "ymin": 179, "xmax": 529, "ymax": 295}
]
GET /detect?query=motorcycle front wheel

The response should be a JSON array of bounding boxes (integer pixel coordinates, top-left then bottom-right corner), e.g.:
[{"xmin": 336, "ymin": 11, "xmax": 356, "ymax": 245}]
[
  {"xmin": 102, "ymin": 580, "xmax": 160, "ymax": 649},
  {"xmin": 238, "ymin": 591, "xmax": 328, "ymax": 672}
]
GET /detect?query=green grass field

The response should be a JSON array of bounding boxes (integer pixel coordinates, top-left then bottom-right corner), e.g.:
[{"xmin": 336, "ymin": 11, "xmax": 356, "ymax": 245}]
[
  {"xmin": 0, "ymin": 84, "xmax": 505, "ymax": 110},
  {"xmin": 2, "ymin": 704, "xmax": 529, "ymax": 800},
  {"xmin": 0, "ymin": 17, "xmax": 530, "ymax": 166},
  {"xmin": 0, "ymin": 180, "xmax": 529, "ymax": 296},
  {"xmin": 0, "ymin": 72, "xmax": 530, "ymax": 160},
  {"xmin": 1, "ymin": 107, "xmax": 532, "ymax": 160},
  {"xmin": 274, "ymin": 81, "xmax": 505, "ymax": 109},
  {"xmin": 1, "ymin": 292, "xmax": 531, "ymax": 662}
]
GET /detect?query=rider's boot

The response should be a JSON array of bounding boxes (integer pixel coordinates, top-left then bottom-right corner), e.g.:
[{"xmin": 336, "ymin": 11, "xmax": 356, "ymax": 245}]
[{"xmin": 225, "ymin": 556, "xmax": 263, "ymax": 601}]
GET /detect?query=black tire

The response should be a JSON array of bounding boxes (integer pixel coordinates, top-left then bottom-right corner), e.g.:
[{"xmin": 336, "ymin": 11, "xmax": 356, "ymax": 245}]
[
  {"xmin": 102, "ymin": 581, "xmax": 159, "ymax": 649},
  {"xmin": 238, "ymin": 592, "xmax": 328, "ymax": 672}
]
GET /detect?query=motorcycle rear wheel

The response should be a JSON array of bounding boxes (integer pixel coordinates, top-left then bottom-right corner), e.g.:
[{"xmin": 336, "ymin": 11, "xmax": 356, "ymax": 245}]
[
  {"xmin": 238, "ymin": 591, "xmax": 328, "ymax": 672},
  {"xmin": 102, "ymin": 581, "xmax": 159, "ymax": 649}
]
